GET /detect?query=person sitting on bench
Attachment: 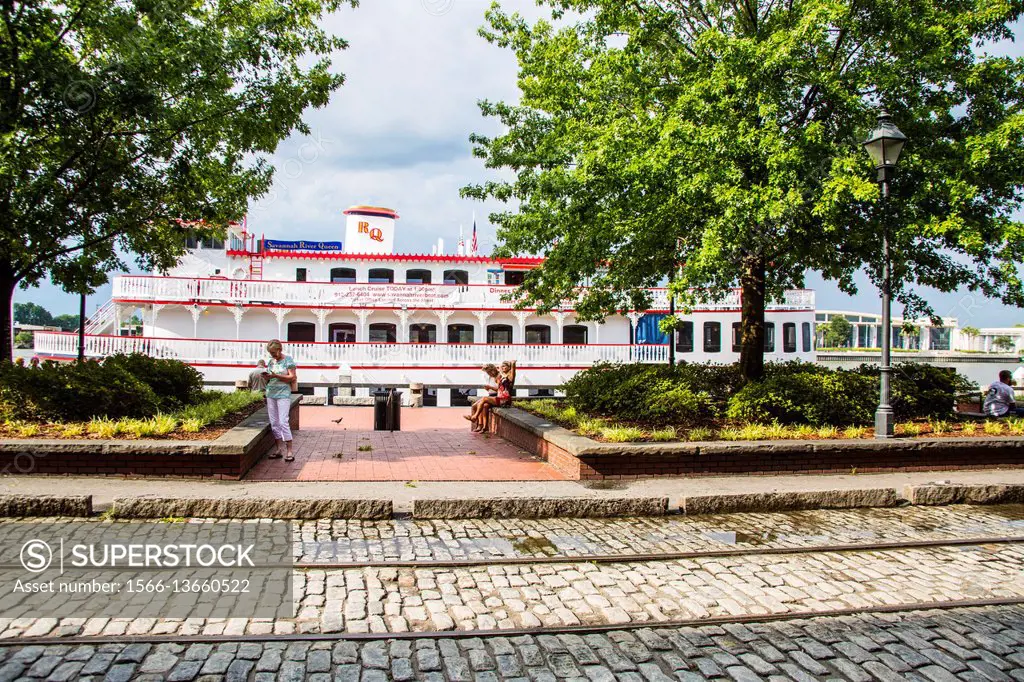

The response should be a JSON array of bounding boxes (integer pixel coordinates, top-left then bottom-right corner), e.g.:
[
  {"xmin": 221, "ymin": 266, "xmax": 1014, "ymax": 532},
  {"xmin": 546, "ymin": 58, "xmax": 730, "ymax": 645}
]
[{"xmin": 983, "ymin": 370, "xmax": 1024, "ymax": 417}]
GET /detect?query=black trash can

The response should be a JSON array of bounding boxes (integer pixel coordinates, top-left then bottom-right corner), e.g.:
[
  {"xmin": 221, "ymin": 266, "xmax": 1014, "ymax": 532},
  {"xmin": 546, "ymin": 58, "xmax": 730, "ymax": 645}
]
[
  {"xmin": 373, "ymin": 389, "xmax": 389, "ymax": 431},
  {"xmin": 389, "ymin": 389, "xmax": 402, "ymax": 431},
  {"xmin": 373, "ymin": 389, "xmax": 403, "ymax": 431}
]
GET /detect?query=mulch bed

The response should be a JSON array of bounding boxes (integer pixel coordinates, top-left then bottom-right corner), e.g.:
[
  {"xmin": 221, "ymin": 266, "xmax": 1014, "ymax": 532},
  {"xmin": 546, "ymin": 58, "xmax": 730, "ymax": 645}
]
[{"xmin": 0, "ymin": 401, "xmax": 263, "ymax": 441}]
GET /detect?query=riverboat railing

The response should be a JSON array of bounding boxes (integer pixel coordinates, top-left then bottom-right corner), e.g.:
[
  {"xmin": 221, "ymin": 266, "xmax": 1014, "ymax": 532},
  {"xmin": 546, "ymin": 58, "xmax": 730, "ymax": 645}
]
[
  {"xmin": 111, "ymin": 275, "xmax": 816, "ymax": 312},
  {"xmin": 33, "ymin": 332, "xmax": 670, "ymax": 367}
]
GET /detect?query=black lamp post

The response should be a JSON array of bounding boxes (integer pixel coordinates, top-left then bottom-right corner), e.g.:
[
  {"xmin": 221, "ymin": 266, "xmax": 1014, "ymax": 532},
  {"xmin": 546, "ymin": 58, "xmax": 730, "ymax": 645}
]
[{"xmin": 862, "ymin": 110, "xmax": 907, "ymax": 439}]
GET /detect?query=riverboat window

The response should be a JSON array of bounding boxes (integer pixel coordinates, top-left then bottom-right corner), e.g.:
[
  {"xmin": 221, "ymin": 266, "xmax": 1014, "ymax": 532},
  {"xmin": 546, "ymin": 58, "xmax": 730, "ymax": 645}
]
[
  {"xmin": 802, "ymin": 322, "xmax": 811, "ymax": 352},
  {"xmin": 703, "ymin": 322, "xmax": 721, "ymax": 353},
  {"xmin": 295, "ymin": 268, "xmax": 307, "ymax": 282},
  {"xmin": 410, "ymin": 324, "xmax": 436, "ymax": 343},
  {"xmin": 563, "ymin": 325, "xmax": 588, "ymax": 345},
  {"xmin": 443, "ymin": 269, "xmax": 469, "ymax": 285},
  {"xmin": 447, "ymin": 324, "xmax": 474, "ymax": 344},
  {"xmin": 369, "ymin": 323, "xmax": 396, "ymax": 343},
  {"xmin": 329, "ymin": 323, "xmax": 356, "ymax": 343},
  {"xmin": 675, "ymin": 322, "xmax": 693, "ymax": 353},
  {"xmin": 487, "ymin": 324, "xmax": 513, "ymax": 344},
  {"xmin": 287, "ymin": 321, "xmax": 315, "ymax": 343},
  {"xmin": 526, "ymin": 324, "xmax": 551, "ymax": 345},
  {"xmin": 330, "ymin": 267, "xmax": 356, "ymax": 283},
  {"xmin": 783, "ymin": 322, "xmax": 797, "ymax": 353},
  {"xmin": 406, "ymin": 269, "xmax": 432, "ymax": 284},
  {"xmin": 504, "ymin": 271, "xmax": 525, "ymax": 286},
  {"xmin": 731, "ymin": 322, "xmax": 741, "ymax": 352},
  {"xmin": 184, "ymin": 233, "xmax": 224, "ymax": 250},
  {"xmin": 369, "ymin": 268, "xmax": 394, "ymax": 284},
  {"xmin": 764, "ymin": 322, "xmax": 775, "ymax": 352}
]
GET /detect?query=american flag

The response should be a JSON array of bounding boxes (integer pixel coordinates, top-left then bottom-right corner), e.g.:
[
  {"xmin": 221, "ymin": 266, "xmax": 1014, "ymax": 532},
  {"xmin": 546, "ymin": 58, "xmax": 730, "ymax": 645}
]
[{"xmin": 471, "ymin": 215, "xmax": 478, "ymax": 254}]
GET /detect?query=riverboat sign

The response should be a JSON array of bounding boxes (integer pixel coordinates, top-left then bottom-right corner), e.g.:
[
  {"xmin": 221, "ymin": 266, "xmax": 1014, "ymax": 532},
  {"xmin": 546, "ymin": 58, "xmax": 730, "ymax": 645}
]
[{"xmin": 263, "ymin": 240, "xmax": 343, "ymax": 251}]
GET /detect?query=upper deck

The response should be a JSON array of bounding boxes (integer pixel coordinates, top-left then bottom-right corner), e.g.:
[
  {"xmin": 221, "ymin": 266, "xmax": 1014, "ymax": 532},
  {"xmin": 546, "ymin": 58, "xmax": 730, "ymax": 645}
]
[{"xmin": 114, "ymin": 274, "xmax": 816, "ymax": 313}]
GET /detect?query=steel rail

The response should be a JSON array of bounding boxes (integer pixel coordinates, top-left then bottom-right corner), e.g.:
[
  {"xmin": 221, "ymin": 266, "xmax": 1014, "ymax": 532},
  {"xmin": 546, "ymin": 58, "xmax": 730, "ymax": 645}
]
[
  {"xmin": 291, "ymin": 534, "xmax": 1024, "ymax": 569},
  {"xmin": 0, "ymin": 598, "xmax": 1021, "ymax": 647},
  {"xmin": 0, "ymin": 534, "xmax": 1018, "ymax": 572}
]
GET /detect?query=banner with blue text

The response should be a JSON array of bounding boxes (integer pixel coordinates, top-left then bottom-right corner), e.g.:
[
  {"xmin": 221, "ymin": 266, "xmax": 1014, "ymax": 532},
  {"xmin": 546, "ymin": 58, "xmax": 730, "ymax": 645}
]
[{"xmin": 264, "ymin": 239, "xmax": 343, "ymax": 252}]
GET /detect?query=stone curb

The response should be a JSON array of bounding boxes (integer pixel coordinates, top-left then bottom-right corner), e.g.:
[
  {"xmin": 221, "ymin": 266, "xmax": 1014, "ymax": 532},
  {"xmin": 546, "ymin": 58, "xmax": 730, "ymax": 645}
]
[
  {"xmin": 110, "ymin": 497, "xmax": 392, "ymax": 520},
  {"xmin": 903, "ymin": 483, "xmax": 1024, "ymax": 506},
  {"xmin": 681, "ymin": 488, "xmax": 904, "ymax": 515},
  {"xmin": 0, "ymin": 494, "xmax": 92, "ymax": 517},
  {"xmin": 412, "ymin": 497, "xmax": 669, "ymax": 519}
]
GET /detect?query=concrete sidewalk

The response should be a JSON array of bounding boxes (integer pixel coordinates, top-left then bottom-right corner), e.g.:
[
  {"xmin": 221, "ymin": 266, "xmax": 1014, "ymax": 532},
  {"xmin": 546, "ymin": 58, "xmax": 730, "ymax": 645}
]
[{"xmin": 3, "ymin": 467, "xmax": 1023, "ymax": 513}]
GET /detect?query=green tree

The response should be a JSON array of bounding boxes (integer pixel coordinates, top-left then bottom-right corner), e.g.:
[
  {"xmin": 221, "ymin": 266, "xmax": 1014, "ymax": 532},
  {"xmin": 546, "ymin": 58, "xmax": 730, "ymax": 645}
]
[
  {"xmin": 52, "ymin": 314, "xmax": 80, "ymax": 332},
  {"xmin": 820, "ymin": 316, "xmax": 853, "ymax": 349},
  {"xmin": 13, "ymin": 302, "xmax": 54, "ymax": 327},
  {"xmin": 960, "ymin": 326, "xmax": 980, "ymax": 337},
  {"xmin": 464, "ymin": 1, "xmax": 1024, "ymax": 381},
  {"xmin": 993, "ymin": 335, "xmax": 1015, "ymax": 352},
  {"xmin": 0, "ymin": 0, "xmax": 355, "ymax": 360},
  {"xmin": 13, "ymin": 331, "xmax": 33, "ymax": 349}
]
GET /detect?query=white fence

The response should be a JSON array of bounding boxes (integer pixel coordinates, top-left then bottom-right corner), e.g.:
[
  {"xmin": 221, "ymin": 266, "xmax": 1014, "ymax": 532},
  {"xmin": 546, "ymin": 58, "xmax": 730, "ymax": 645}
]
[
  {"xmin": 112, "ymin": 275, "xmax": 815, "ymax": 312},
  {"xmin": 34, "ymin": 332, "xmax": 670, "ymax": 367}
]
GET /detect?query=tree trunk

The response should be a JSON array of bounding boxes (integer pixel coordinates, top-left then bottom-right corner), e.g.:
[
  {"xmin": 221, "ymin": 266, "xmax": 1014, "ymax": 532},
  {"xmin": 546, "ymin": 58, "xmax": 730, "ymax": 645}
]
[
  {"xmin": 0, "ymin": 268, "xmax": 15, "ymax": 363},
  {"xmin": 738, "ymin": 255, "xmax": 766, "ymax": 382}
]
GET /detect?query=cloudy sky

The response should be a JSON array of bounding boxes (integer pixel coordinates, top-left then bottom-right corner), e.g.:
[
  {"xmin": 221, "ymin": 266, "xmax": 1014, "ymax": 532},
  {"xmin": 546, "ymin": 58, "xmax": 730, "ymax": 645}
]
[{"xmin": 16, "ymin": 0, "xmax": 1024, "ymax": 328}]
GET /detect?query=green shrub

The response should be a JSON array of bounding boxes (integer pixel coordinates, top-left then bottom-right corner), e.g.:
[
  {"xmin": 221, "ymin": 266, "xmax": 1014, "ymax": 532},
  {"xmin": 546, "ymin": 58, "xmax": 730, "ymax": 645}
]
[
  {"xmin": 563, "ymin": 362, "xmax": 720, "ymax": 426},
  {"xmin": 0, "ymin": 359, "xmax": 161, "ymax": 422},
  {"xmin": 726, "ymin": 370, "xmax": 876, "ymax": 426},
  {"xmin": 561, "ymin": 360, "xmax": 972, "ymax": 429},
  {"xmin": 852, "ymin": 363, "xmax": 975, "ymax": 421},
  {"xmin": 102, "ymin": 354, "xmax": 204, "ymax": 411}
]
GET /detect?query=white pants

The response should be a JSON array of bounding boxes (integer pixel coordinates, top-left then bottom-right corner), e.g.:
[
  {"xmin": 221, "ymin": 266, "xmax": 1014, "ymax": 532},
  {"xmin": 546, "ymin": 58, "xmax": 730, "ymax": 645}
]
[{"xmin": 266, "ymin": 397, "xmax": 293, "ymax": 442}]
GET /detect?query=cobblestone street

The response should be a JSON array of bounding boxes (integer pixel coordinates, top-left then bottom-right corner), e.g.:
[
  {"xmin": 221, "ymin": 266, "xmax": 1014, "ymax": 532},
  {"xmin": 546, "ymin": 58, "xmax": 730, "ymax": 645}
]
[
  {"xmin": 0, "ymin": 505, "xmax": 1021, "ymax": 679},
  {"xmin": 0, "ymin": 606, "xmax": 1021, "ymax": 681},
  {"xmin": 289, "ymin": 505, "xmax": 1024, "ymax": 563}
]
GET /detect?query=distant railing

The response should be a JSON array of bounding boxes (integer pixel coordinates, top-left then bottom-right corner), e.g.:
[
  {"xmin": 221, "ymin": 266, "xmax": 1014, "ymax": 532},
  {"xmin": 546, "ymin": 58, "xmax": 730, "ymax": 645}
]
[
  {"xmin": 33, "ymin": 332, "xmax": 670, "ymax": 367},
  {"xmin": 111, "ymin": 275, "xmax": 816, "ymax": 312}
]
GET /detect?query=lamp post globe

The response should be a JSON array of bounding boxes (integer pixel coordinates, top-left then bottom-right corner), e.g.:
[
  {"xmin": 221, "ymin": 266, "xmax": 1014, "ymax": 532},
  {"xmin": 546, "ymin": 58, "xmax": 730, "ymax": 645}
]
[
  {"xmin": 863, "ymin": 111, "xmax": 908, "ymax": 193},
  {"xmin": 862, "ymin": 110, "xmax": 907, "ymax": 439}
]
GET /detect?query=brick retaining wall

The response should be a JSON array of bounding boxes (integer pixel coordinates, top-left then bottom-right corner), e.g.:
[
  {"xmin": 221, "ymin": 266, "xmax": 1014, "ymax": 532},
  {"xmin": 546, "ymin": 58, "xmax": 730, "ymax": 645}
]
[
  {"xmin": 0, "ymin": 396, "xmax": 300, "ymax": 479},
  {"xmin": 491, "ymin": 407, "xmax": 1024, "ymax": 480}
]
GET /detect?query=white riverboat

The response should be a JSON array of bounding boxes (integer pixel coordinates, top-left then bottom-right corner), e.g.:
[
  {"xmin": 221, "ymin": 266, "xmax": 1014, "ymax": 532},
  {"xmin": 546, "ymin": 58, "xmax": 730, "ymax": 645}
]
[{"xmin": 33, "ymin": 205, "xmax": 817, "ymax": 404}]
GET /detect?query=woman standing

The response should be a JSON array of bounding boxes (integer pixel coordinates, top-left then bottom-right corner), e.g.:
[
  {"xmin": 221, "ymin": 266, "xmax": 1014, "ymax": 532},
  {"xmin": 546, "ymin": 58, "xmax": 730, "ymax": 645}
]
[{"xmin": 264, "ymin": 339, "xmax": 296, "ymax": 462}]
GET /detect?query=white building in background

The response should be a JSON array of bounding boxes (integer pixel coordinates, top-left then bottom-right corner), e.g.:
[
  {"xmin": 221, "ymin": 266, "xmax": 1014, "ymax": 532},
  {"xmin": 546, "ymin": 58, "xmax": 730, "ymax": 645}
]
[
  {"xmin": 816, "ymin": 310, "xmax": 1024, "ymax": 354},
  {"xmin": 33, "ymin": 204, "xmax": 817, "ymax": 404}
]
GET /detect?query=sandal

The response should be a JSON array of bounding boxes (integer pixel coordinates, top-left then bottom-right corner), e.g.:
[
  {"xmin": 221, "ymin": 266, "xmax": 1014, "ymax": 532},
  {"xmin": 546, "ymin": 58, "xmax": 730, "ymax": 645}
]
[
  {"xmin": 284, "ymin": 454, "xmax": 294, "ymax": 462},
  {"xmin": 267, "ymin": 452, "xmax": 282, "ymax": 460}
]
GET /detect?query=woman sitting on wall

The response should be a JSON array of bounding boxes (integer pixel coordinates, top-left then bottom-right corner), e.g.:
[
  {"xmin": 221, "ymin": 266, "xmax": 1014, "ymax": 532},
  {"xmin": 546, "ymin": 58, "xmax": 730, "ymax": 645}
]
[{"xmin": 466, "ymin": 360, "xmax": 516, "ymax": 432}]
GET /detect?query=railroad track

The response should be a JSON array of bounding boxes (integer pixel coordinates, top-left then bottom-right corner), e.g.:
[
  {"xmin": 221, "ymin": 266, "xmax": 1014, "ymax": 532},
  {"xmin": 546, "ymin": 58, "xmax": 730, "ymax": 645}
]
[
  {"xmin": 0, "ymin": 535, "xmax": 1020, "ymax": 647},
  {"xmin": 291, "ymin": 534, "xmax": 1024, "ymax": 569}
]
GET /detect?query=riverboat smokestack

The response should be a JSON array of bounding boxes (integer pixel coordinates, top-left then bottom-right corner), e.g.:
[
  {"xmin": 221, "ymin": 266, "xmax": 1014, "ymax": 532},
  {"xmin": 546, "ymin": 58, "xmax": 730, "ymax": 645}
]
[{"xmin": 342, "ymin": 205, "xmax": 398, "ymax": 254}]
